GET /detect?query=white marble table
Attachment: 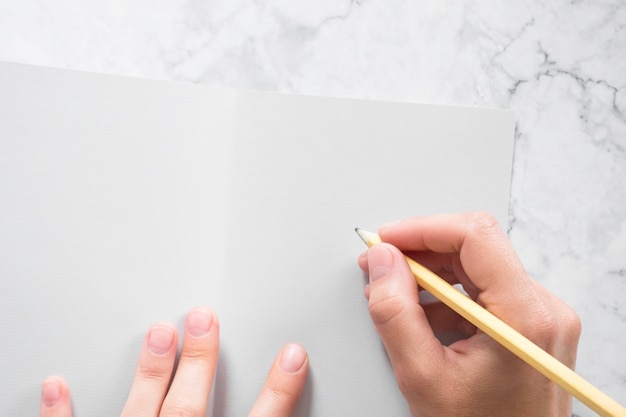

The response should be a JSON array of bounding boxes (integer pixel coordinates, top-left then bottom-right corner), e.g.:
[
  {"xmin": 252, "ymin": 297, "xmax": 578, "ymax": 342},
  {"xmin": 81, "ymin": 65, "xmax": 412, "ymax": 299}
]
[{"xmin": 1, "ymin": 1, "xmax": 624, "ymax": 415}]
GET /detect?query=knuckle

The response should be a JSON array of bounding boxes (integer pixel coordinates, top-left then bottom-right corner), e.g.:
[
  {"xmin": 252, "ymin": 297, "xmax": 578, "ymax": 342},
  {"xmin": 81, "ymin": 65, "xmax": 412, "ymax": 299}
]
[
  {"xmin": 368, "ymin": 295, "xmax": 409, "ymax": 329},
  {"xmin": 524, "ymin": 300, "xmax": 561, "ymax": 340},
  {"xmin": 160, "ymin": 403, "xmax": 201, "ymax": 417},
  {"xmin": 395, "ymin": 369, "xmax": 419, "ymax": 397},
  {"xmin": 561, "ymin": 305, "xmax": 582, "ymax": 341},
  {"xmin": 180, "ymin": 349, "xmax": 212, "ymax": 362},
  {"xmin": 466, "ymin": 211, "xmax": 500, "ymax": 233},
  {"xmin": 461, "ymin": 212, "xmax": 504, "ymax": 251},
  {"xmin": 136, "ymin": 364, "xmax": 171, "ymax": 385},
  {"xmin": 179, "ymin": 345, "xmax": 214, "ymax": 362},
  {"xmin": 532, "ymin": 313, "xmax": 560, "ymax": 341},
  {"xmin": 265, "ymin": 385, "xmax": 300, "ymax": 408},
  {"xmin": 526, "ymin": 302, "xmax": 581, "ymax": 347},
  {"xmin": 394, "ymin": 364, "xmax": 446, "ymax": 403}
]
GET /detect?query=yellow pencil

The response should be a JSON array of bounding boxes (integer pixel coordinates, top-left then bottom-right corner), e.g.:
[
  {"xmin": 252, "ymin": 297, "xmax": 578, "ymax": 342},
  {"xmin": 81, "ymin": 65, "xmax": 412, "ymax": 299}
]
[{"xmin": 356, "ymin": 228, "xmax": 626, "ymax": 417}]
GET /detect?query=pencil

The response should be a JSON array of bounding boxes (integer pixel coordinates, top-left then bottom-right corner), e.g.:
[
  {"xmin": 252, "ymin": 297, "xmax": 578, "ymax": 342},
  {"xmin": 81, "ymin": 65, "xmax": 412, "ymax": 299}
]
[{"xmin": 355, "ymin": 228, "xmax": 626, "ymax": 417}]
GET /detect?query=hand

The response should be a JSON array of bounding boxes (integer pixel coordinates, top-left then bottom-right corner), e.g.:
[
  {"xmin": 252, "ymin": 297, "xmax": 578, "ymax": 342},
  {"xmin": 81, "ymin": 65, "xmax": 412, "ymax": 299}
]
[
  {"xmin": 358, "ymin": 212, "xmax": 581, "ymax": 417},
  {"xmin": 39, "ymin": 307, "xmax": 308, "ymax": 417}
]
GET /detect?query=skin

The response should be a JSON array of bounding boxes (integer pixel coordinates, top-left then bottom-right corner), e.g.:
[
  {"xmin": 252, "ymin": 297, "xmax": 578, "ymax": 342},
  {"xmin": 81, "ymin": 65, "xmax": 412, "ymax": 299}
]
[
  {"xmin": 40, "ymin": 211, "xmax": 581, "ymax": 417},
  {"xmin": 358, "ymin": 212, "xmax": 582, "ymax": 417},
  {"xmin": 39, "ymin": 307, "xmax": 308, "ymax": 417}
]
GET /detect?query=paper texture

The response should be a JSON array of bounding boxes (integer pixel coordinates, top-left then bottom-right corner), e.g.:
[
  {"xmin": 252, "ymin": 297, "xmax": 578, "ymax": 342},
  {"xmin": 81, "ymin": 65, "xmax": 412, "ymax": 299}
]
[{"xmin": 0, "ymin": 62, "xmax": 515, "ymax": 417}]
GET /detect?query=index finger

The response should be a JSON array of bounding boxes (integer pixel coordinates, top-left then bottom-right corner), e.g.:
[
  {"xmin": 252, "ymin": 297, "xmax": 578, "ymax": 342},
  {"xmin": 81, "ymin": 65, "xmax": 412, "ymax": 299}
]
[
  {"xmin": 379, "ymin": 212, "xmax": 507, "ymax": 254},
  {"xmin": 378, "ymin": 212, "xmax": 531, "ymax": 303}
]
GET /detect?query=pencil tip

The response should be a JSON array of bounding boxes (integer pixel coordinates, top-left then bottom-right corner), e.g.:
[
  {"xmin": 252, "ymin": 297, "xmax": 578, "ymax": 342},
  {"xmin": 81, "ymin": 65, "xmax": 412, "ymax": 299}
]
[{"xmin": 354, "ymin": 228, "xmax": 381, "ymax": 247}]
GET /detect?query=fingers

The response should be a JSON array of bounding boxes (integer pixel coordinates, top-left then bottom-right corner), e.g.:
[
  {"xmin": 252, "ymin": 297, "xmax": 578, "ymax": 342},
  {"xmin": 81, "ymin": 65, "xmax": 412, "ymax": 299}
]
[
  {"xmin": 121, "ymin": 322, "xmax": 179, "ymax": 417},
  {"xmin": 40, "ymin": 376, "xmax": 71, "ymax": 417},
  {"xmin": 378, "ymin": 212, "xmax": 504, "ymax": 253},
  {"xmin": 362, "ymin": 247, "xmax": 475, "ymax": 335},
  {"xmin": 122, "ymin": 307, "xmax": 219, "ymax": 417},
  {"xmin": 372, "ymin": 212, "xmax": 566, "ymax": 344},
  {"xmin": 43, "ymin": 310, "xmax": 307, "ymax": 417},
  {"xmin": 359, "ymin": 249, "xmax": 469, "ymax": 289},
  {"xmin": 366, "ymin": 243, "xmax": 446, "ymax": 383},
  {"xmin": 160, "ymin": 307, "xmax": 219, "ymax": 417},
  {"xmin": 378, "ymin": 212, "xmax": 531, "ymax": 299},
  {"xmin": 248, "ymin": 344, "xmax": 309, "ymax": 417}
]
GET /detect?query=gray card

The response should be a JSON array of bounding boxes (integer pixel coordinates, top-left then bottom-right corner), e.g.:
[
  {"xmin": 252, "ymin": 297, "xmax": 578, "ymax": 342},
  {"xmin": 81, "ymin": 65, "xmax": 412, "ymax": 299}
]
[{"xmin": 0, "ymin": 61, "xmax": 514, "ymax": 417}]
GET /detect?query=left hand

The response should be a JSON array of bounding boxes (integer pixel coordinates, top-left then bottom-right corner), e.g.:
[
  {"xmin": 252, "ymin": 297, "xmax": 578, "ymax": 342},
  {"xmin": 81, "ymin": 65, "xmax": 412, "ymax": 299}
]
[{"xmin": 40, "ymin": 307, "xmax": 309, "ymax": 417}]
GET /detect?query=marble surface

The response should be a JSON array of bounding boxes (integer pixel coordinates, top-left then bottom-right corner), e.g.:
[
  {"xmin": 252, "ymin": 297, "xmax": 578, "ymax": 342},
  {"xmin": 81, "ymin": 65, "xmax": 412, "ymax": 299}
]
[{"xmin": 0, "ymin": 0, "xmax": 624, "ymax": 415}]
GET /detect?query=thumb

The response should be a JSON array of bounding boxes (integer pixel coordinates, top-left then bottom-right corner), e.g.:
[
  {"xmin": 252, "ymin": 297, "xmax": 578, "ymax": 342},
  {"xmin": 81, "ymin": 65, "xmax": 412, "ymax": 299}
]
[{"xmin": 367, "ymin": 243, "xmax": 445, "ymax": 383}]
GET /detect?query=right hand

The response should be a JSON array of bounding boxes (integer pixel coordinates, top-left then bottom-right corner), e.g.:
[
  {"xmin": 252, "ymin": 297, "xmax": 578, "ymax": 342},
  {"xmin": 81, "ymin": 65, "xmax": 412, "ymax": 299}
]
[{"xmin": 358, "ymin": 212, "xmax": 581, "ymax": 417}]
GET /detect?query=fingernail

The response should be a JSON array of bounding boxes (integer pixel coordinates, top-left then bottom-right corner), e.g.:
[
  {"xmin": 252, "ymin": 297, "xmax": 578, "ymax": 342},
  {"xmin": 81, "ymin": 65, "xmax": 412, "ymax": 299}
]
[
  {"xmin": 41, "ymin": 378, "xmax": 61, "ymax": 407},
  {"xmin": 358, "ymin": 251, "xmax": 368, "ymax": 265},
  {"xmin": 148, "ymin": 325, "xmax": 175, "ymax": 355},
  {"xmin": 279, "ymin": 344, "xmax": 307, "ymax": 373},
  {"xmin": 368, "ymin": 245, "xmax": 394, "ymax": 283},
  {"xmin": 188, "ymin": 308, "xmax": 213, "ymax": 337}
]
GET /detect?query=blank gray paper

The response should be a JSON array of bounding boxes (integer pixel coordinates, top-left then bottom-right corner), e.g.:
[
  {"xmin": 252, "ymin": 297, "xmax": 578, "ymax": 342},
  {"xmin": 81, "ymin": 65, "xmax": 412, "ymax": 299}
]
[{"xmin": 0, "ymin": 62, "xmax": 515, "ymax": 417}]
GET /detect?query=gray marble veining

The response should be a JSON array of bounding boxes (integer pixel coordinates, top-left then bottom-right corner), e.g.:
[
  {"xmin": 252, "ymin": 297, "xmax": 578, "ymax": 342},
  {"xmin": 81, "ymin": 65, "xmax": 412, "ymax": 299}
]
[{"xmin": 1, "ymin": 1, "xmax": 624, "ymax": 415}]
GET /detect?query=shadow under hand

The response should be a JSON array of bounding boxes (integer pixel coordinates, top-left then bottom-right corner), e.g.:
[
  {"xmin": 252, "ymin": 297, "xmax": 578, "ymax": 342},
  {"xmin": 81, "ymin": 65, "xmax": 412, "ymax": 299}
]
[
  {"xmin": 210, "ymin": 352, "xmax": 229, "ymax": 417},
  {"xmin": 293, "ymin": 366, "xmax": 313, "ymax": 417}
]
